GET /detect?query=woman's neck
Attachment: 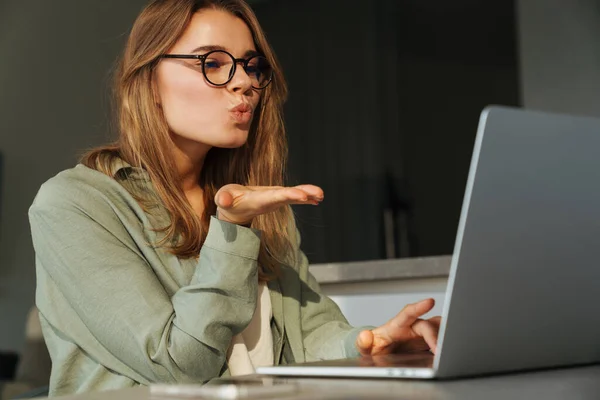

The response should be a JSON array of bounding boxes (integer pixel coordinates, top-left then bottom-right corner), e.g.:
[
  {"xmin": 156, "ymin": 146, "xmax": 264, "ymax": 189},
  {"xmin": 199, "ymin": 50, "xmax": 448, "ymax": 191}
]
[{"xmin": 171, "ymin": 136, "xmax": 212, "ymax": 216}]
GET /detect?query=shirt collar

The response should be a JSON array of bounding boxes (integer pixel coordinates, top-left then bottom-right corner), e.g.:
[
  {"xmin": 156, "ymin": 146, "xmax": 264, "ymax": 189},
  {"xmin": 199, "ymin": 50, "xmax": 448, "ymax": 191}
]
[{"xmin": 109, "ymin": 157, "xmax": 151, "ymax": 182}]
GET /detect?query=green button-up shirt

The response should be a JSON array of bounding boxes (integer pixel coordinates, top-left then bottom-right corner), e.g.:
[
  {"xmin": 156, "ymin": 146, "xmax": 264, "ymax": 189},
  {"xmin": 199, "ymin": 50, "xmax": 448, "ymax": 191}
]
[{"xmin": 29, "ymin": 162, "xmax": 365, "ymax": 396}]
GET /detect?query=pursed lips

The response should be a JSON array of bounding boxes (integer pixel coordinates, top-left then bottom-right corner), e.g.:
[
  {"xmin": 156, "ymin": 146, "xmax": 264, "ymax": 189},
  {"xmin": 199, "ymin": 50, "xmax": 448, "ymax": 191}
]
[{"xmin": 228, "ymin": 102, "xmax": 253, "ymax": 124}]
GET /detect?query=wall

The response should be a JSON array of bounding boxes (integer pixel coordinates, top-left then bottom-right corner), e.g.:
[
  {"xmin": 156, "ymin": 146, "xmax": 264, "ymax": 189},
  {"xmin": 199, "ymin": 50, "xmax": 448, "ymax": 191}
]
[
  {"xmin": 396, "ymin": 0, "xmax": 520, "ymax": 257},
  {"xmin": 517, "ymin": 0, "xmax": 600, "ymax": 117},
  {"xmin": 0, "ymin": 0, "xmax": 147, "ymax": 352},
  {"xmin": 253, "ymin": 0, "xmax": 403, "ymax": 263},
  {"xmin": 322, "ymin": 277, "xmax": 448, "ymax": 328},
  {"xmin": 253, "ymin": 0, "xmax": 521, "ymax": 262}
]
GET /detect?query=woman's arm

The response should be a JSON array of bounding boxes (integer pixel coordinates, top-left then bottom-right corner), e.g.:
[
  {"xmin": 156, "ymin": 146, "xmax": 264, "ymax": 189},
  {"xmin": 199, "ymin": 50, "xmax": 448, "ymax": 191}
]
[
  {"xmin": 29, "ymin": 174, "xmax": 260, "ymax": 384},
  {"xmin": 293, "ymin": 236, "xmax": 372, "ymax": 361}
]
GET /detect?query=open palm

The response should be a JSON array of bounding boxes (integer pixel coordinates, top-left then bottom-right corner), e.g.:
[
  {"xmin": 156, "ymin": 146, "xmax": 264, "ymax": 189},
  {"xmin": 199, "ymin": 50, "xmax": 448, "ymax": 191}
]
[{"xmin": 215, "ymin": 184, "xmax": 324, "ymax": 225}]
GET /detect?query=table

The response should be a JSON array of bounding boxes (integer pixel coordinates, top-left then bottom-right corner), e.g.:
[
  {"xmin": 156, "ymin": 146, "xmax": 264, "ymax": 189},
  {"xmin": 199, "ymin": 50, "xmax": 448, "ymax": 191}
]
[{"xmin": 48, "ymin": 364, "xmax": 600, "ymax": 400}]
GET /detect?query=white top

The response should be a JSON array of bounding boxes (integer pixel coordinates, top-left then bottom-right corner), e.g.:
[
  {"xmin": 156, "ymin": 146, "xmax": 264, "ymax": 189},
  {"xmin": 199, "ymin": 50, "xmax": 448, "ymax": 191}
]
[{"xmin": 226, "ymin": 281, "xmax": 274, "ymax": 376}]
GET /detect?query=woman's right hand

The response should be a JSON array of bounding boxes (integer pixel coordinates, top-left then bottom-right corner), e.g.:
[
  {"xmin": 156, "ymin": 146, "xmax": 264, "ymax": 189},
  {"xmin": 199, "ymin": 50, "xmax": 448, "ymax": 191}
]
[{"xmin": 214, "ymin": 184, "xmax": 324, "ymax": 226}]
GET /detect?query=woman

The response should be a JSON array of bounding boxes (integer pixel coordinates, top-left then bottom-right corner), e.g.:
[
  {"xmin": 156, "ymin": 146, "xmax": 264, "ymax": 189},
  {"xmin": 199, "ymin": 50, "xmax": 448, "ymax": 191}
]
[{"xmin": 29, "ymin": 0, "xmax": 440, "ymax": 396}]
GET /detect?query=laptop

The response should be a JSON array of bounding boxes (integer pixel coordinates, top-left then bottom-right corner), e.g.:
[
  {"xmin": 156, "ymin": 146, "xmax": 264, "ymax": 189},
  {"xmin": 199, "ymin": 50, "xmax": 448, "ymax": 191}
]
[{"xmin": 257, "ymin": 106, "xmax": 600, "ymax": 379}]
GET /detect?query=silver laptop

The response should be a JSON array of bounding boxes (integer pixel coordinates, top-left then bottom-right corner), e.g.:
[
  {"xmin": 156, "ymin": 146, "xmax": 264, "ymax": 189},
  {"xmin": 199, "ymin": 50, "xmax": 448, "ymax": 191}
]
[{"xmin": 257, "ymin": 106, "xmax": 600, "ymax": 379}]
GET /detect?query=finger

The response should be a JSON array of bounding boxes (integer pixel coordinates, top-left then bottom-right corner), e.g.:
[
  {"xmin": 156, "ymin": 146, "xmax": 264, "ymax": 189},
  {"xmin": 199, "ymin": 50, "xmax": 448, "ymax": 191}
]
[
  {"xmin": 245, "ymin": 185, "xmax": 323, "ymax": 203},
  {"xmin": 215, "ymin": 190, "xmax": 234, "ymax": 209},
  {"xmin": 240, "ymin": 187, "xmax": 305, "ymax": 210},
  {"xmin": 281, "ymin": 187, "xmax": 314, "ymax": 202},
  {"xmin": 264, "ymin": 187, "xmax": 324, "ymax": 207},
  {"xmin": 411, "ymin": 320, "xmax": 439, "ymax": 354},
  {"xmin": 253, "ymin": 188, "xmax": 308, "ymax": 207},
  {"xmin": 389, "ymin": 298, "xmax": 435, "ymax": 330},
  {"xmin": 215, "ymin": 184, "xmax": 248, "ymax": 208},
  {"xmin": 356, "ymin": 330, "xmax": 374, "ymax": 356},
  {"xmin": 288, "ymin": 200, "xmax": 321, "ymax": 206},
  {"xmin": 427, "ymin": 316, "xmax": 442, "ymax": 329},
  {"xmin": 292, "ymin": 185, "xmax": 324, "ymax": 199}
]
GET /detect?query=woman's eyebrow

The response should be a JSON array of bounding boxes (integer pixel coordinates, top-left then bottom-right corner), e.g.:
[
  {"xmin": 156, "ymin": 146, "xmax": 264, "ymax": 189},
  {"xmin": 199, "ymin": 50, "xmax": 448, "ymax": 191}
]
[
  {"xmin": 244, "ymin": 49, "xmax": 260, "ymax": 58},
  {"xmin": 189, "ymin": 45, "xmax": 260, "ymax": 58},
  {"xmin": 189, "ymin": 44, "xmax": 226, "ymax": 53}
]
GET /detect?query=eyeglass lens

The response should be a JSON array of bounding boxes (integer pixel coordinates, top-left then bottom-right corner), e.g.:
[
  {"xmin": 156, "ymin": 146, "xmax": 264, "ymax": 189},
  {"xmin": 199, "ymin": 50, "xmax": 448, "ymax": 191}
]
[{"xmin": 203, "ymin": 50, "xmax": 272, "ymax": 88}]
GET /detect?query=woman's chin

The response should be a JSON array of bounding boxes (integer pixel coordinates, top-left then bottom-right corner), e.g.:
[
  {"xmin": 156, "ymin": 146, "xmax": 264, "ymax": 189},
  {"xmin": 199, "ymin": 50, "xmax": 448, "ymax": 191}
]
[
  {"xmin": 174, "ymin": 129, "xmax": 249, "ymax": 150},
  {"xmin": 216, "ymin": 135, "xmax": 249, "ymax": 149}
]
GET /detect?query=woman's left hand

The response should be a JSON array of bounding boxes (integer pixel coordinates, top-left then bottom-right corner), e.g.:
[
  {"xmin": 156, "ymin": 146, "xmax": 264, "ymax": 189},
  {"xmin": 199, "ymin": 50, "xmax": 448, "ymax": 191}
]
[{"xmin": 355, "ymin": 298, "xmax": 442, "ymax": 356}]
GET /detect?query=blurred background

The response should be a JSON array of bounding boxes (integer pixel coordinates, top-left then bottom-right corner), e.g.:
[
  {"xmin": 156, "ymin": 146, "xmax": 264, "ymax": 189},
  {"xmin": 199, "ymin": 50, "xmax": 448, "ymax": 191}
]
[{"xmin": 0, "ymin": 0, "xmax": 599, "ymax": 366}]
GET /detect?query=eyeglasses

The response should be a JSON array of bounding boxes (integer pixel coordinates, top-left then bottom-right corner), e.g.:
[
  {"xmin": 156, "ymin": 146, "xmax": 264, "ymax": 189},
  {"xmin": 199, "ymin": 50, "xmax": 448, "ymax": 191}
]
[{"xmin": 161, "ymin": 50, "xmax": 273, "ymax": 89}]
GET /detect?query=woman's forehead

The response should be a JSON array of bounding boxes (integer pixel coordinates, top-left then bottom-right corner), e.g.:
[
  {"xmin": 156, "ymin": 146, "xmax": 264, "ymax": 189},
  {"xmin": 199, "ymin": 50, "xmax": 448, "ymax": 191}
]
[{"xmin": 173, "ymin": 9, "xmax": 256, "ymax": 56}]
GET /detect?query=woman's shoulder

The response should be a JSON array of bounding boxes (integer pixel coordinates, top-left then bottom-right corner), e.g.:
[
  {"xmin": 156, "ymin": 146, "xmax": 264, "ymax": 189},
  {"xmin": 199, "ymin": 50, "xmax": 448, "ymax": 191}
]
[{"xmin": 30, "ymin": 164, "xmax": 139, "ymax": 214}]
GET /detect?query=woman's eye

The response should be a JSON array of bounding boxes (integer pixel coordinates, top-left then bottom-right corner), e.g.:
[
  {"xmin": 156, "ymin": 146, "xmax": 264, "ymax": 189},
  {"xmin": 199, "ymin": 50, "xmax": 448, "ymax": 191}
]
[{"xmin": 204, "ymin": 60, "xmax": 221, "ymax": 69}]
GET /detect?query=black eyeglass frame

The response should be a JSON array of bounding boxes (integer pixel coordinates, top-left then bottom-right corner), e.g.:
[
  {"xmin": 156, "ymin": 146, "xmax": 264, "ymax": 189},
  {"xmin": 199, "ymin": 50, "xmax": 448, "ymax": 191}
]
[{"xmin": 161, "ymin": 50, "xmax": 273, "ymax": 89}]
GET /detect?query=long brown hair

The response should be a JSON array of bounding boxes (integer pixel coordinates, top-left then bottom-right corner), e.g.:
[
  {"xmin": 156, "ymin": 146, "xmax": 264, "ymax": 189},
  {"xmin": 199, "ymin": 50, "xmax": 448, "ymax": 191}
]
[{"xmin": 82, "ymin": 0, "xmax": 296, "ymax": 278}]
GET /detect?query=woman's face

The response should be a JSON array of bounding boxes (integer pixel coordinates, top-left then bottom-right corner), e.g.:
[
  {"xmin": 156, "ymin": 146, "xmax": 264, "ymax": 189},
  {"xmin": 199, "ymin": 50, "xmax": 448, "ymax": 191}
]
[{"xmin": 156, "ymin": 9, "xmax": 262, "ymax": 155}]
